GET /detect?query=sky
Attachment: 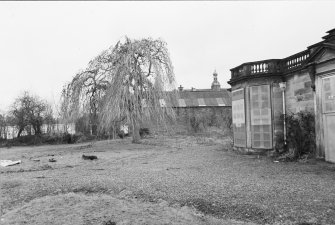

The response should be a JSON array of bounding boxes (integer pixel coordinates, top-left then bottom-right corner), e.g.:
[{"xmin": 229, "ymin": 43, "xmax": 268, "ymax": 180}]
[{"xmin": 0, "ymin": 1, "xmax": 335, "ymax": 113}]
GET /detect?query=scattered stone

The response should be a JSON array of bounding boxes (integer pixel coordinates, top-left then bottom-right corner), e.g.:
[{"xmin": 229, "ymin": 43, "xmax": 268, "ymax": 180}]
[
  {"xmin": 82, "ymin": 154, "xmax": 98, "ymax": 160},
  {"xmin": 103, "ymin": 220, "xmax": 116, "ymax": 225},
  {"xmin": 49, "ymin": 158, "xmax": 56, "ymax": 162},
  {"xmin": 40, "ymin": 164, "xmax": 53, "ymax": 170},
  {"xmin": 166, "ymin": 167, "xmax": 180, "ymax": 170}
]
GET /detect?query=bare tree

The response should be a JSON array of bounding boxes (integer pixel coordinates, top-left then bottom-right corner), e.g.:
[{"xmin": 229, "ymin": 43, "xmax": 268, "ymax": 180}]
[
  {"xmin": 44, "ymin": 104, "xmax": 56, "ymax": 134},
  {"xmin": 62, "ymin": 37, "xmax": 177, "ymax": 142},
  {"xmin": 11, "ymin": 91, "xmax": 48, "ymax": 137},
  {"xmin": 0, "ymin": 113, "xmax": 7, "ymax": 139}
]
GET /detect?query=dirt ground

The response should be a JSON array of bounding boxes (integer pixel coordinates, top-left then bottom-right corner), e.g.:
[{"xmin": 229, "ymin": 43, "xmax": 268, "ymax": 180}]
[{"xmin": 1, "ymin": 135, "xmax": 335, "ymax": 225}]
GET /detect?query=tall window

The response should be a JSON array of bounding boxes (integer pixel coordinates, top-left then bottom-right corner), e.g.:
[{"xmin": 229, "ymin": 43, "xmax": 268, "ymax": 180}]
[
  {"xmin": 323, "ymin": 76, "xmax": 335, "ymax": 113},
  {"xmin": 232, "ymin": 88, "xmax": 246, "ymax": 147},
  {"xmin": 250, "ymin": 85, "xmax": 272, "ymax": 149}
]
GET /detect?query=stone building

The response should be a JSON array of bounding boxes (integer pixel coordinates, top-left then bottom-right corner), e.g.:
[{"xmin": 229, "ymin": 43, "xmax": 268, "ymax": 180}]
[
  {"xmin": 174, "ymin": 71, "xmax": 232, "ymax": 129},
  {"xmin": 228, "ymin": 28, "xmax": 335, "ymax": 162}
]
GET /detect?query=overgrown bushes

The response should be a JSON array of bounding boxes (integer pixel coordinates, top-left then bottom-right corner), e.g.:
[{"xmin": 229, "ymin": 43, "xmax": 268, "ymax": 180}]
[
  {"xmin": 189, "ymin": 114, "xmax": 206, "ymax": 133},
  {"xmin": 277, "ymin": 110, "xmax": 316, "ymax": 159},
  {"xmin": 0, "ymin": 133, "xmax": 87, "ymax": 147},
  {"xmin": 187, "ymin": 109, "xmax": 232, "ymax": 135}
]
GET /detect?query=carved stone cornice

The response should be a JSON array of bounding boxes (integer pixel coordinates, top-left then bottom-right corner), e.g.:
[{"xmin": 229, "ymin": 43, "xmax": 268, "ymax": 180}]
[{"xmin": 307, "ymin": 63, "xmax": 316, "ymax": 92}]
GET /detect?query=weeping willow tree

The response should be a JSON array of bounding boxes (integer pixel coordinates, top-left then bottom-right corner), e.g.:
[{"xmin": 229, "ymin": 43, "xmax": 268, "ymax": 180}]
[
  {"xmin": 60, "ymin": 68, "xmax": 109, "ymax": 135},
  {"xmin": 61, "ymin": 37, "xmax": 177, "ymax": 142}
]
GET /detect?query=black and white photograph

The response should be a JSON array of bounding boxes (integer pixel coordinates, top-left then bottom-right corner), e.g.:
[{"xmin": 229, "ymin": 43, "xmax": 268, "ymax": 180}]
[{"xmin": 1, "ymin": 1, "xmax": 335, "ymax": 224}]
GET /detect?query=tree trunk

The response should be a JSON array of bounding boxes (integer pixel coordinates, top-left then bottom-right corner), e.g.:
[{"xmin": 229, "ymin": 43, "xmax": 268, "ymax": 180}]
[
  {"xmin": 17, "ymin": 128, "xmax": 23, "ymax": 138},
  {"xmin": 35, "ymin": 125, "xmax": 42, "ymax": 135},
  {"xmin": 132, "ymin": 119, "xmax": 141, "ymax": 143},
  {"xmin": 32, "ymin": 125, "xmax": 37, "ymax": 135},
  {"xmin": 91, "ymin": 124, "xmax": 97, "ymax": 136}
]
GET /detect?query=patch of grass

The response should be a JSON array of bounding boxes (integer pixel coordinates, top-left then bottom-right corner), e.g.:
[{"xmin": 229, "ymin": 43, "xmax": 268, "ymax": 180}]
[
  {"xmin": 1, "ymin": 180, "xmax": 22, "ymax": 190},
  {"xmin": 1, "ymin": 164, "xmax": 53, "ymax": 174},
  {"xmin": 195, "ymin": 136, "xmax": 216, "ymax": 146},
  {"xmin": 181, "ymin": 198, "xmax": 273, "ymax": 224},
  {"xmin": 1, "ymin": 138, "xmax": 335, "ymax": 225},
  {"xmin": 1, "ymin": 193, "xmax": 221, "ymax": 225},
  {"xmin": 72, "ymin": 186, "xmax": 110, "ymax": 195}
]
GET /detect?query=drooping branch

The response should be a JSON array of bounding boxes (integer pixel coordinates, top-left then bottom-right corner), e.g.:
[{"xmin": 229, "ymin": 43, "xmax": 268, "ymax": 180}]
[{"xmin": 61, "ymin": 37, "xmax": 177, "ymax": 140}]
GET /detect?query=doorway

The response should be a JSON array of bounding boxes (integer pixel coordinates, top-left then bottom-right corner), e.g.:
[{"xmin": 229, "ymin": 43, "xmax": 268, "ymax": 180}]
[{"xmin": 322, "ymin": 75, "xmax": 335, "ymax": 162}]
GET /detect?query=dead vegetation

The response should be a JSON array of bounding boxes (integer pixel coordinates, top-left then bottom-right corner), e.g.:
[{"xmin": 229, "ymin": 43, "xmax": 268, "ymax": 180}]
[{"xmin": 1, "ymin": 136, "xmax": 335, "ymax": 225}]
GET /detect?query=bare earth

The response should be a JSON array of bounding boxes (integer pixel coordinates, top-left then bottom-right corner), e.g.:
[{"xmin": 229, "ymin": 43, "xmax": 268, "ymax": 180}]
[{"xmin": 1, "ymin": 135, "xmax": 335, "ymax": 225}]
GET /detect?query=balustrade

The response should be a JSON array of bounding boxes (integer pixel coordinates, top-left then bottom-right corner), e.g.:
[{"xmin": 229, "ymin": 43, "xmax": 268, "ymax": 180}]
[
  {"xmin": 251, "ymin": 62, "xmax": 269, "ymax": 74},
  {"xmin": 231, "ymin": 50, "xmax": 310, "ymax": 80},
  {"xmin": 285, "ymin": 51, "xmax": 309, "ymax": 70}
]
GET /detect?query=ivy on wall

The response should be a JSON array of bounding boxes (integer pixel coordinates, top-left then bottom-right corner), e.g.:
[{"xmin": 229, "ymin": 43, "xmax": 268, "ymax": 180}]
[{"xmin": 276, "ymin": 110, "xmax": 316, "ymax": 159}]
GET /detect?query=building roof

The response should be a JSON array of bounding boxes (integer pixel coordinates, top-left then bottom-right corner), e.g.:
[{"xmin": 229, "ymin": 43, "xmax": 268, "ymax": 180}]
[
  {"xmin": 173, "ymin": 89, "xmax": 232, "ymax": 107},
  {"xmin": 172, "ymin": 70, "xmax": 231, "ymax": 107}
]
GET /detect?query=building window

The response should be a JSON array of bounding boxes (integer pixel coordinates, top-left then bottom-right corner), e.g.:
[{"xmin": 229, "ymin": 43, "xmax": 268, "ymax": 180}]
[
  {"xmin": 232, "ymin": 88, "xmax": 246, "ymax": 147},
  {"xmin": 322, "ymin": 76, "xmax": 335, "ymax": 113},
  {"xmin": 250, "ymin": 85, "xmax": 272, "ymax": 149}
]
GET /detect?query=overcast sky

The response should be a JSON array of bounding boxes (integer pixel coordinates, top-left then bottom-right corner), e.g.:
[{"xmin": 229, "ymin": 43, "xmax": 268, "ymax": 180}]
[{"xmin": 0, "ymin": 1, "xmax": 335, "ymax": 112}]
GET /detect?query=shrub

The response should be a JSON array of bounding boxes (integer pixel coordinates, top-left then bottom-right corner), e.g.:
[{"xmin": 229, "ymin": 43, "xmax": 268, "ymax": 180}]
[
  {"xmin": 139, "ymin": 128, "xmax": 150, "ymax": 138},
  {"xmin": 282, "ymin": 110, "xmax": 316, "ymax": 159},
  {"xmin": 13, "ymin": 135, "xmax": 43, "ymax": 145},
  {"xmin": 71, "ymin": 132, "xmax": 85, "ymax": 143},
  {"xmin": 186, "ymin": 109, "xmax": 232, "ymax": 134},
  {"xmin": 189, "ymin": 114, "xmax": 205, "ymax": 133},
  {"xmin": 274, "ymin": 132, "xmax": 286, "ymax": 153},
  {"xmin": 43, "ymin": 134, "xmax": 62, "ymax": 144},
  {"xmin": 63, "ymin": 133, "xmax": 73, "ymax": 144},
  {"xmin": 0, "ymin": 133, "xmax": 90, "ymax": 147}
]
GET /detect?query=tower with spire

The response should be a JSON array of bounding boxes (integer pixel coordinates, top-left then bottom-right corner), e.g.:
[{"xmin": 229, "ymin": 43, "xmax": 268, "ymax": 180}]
[{"xmin": 211, "ymin": 70, "xmax": 221, "ymax": 91}]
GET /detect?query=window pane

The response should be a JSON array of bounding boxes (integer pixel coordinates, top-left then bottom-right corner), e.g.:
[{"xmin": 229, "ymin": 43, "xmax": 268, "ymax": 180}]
[
  {"xmin": 250, "ymin": 85, "xmax": 272, "ymax": 149},
  {"xmin": 323, "ymin": 76, "xmax": 335, "ymax": 113},
  {"xmin": 232, "ymin": 88, "xmax": 246, "ymax": 147}
]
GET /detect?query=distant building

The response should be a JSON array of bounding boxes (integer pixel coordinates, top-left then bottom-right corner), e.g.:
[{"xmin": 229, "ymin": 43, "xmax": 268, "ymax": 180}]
[
  {"xmin": 173, "ymin": 71, "xmax": 232, "ymax": 129},
  {"xmin": 228, "ymin": 28, "xmax": 335, "ymax": 162},
  {"xmin": 175, "ymin": 70, "xmax": 231, "ymax": 107}
]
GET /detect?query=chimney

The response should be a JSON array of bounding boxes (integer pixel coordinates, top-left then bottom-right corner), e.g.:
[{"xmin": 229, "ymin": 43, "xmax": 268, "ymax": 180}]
[{"xmin": 178, "ymin": 85, "xmax": 184, "ymax": 91}]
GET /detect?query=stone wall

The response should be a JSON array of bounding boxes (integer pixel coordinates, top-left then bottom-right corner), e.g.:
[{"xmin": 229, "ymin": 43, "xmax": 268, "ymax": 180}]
[
  {"xmin": 285, "ymin": 71, "xmax": 315, "ymax": 114},
  {"xmin": 175, "ymin": 106, "xmax": 232, "ymax": 131}
]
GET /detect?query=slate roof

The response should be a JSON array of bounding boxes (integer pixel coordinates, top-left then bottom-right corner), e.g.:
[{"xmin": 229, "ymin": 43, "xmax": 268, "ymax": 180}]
[{"xmin": 173, "ymin": 89, "xmax": 232, "ymax": 107}]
